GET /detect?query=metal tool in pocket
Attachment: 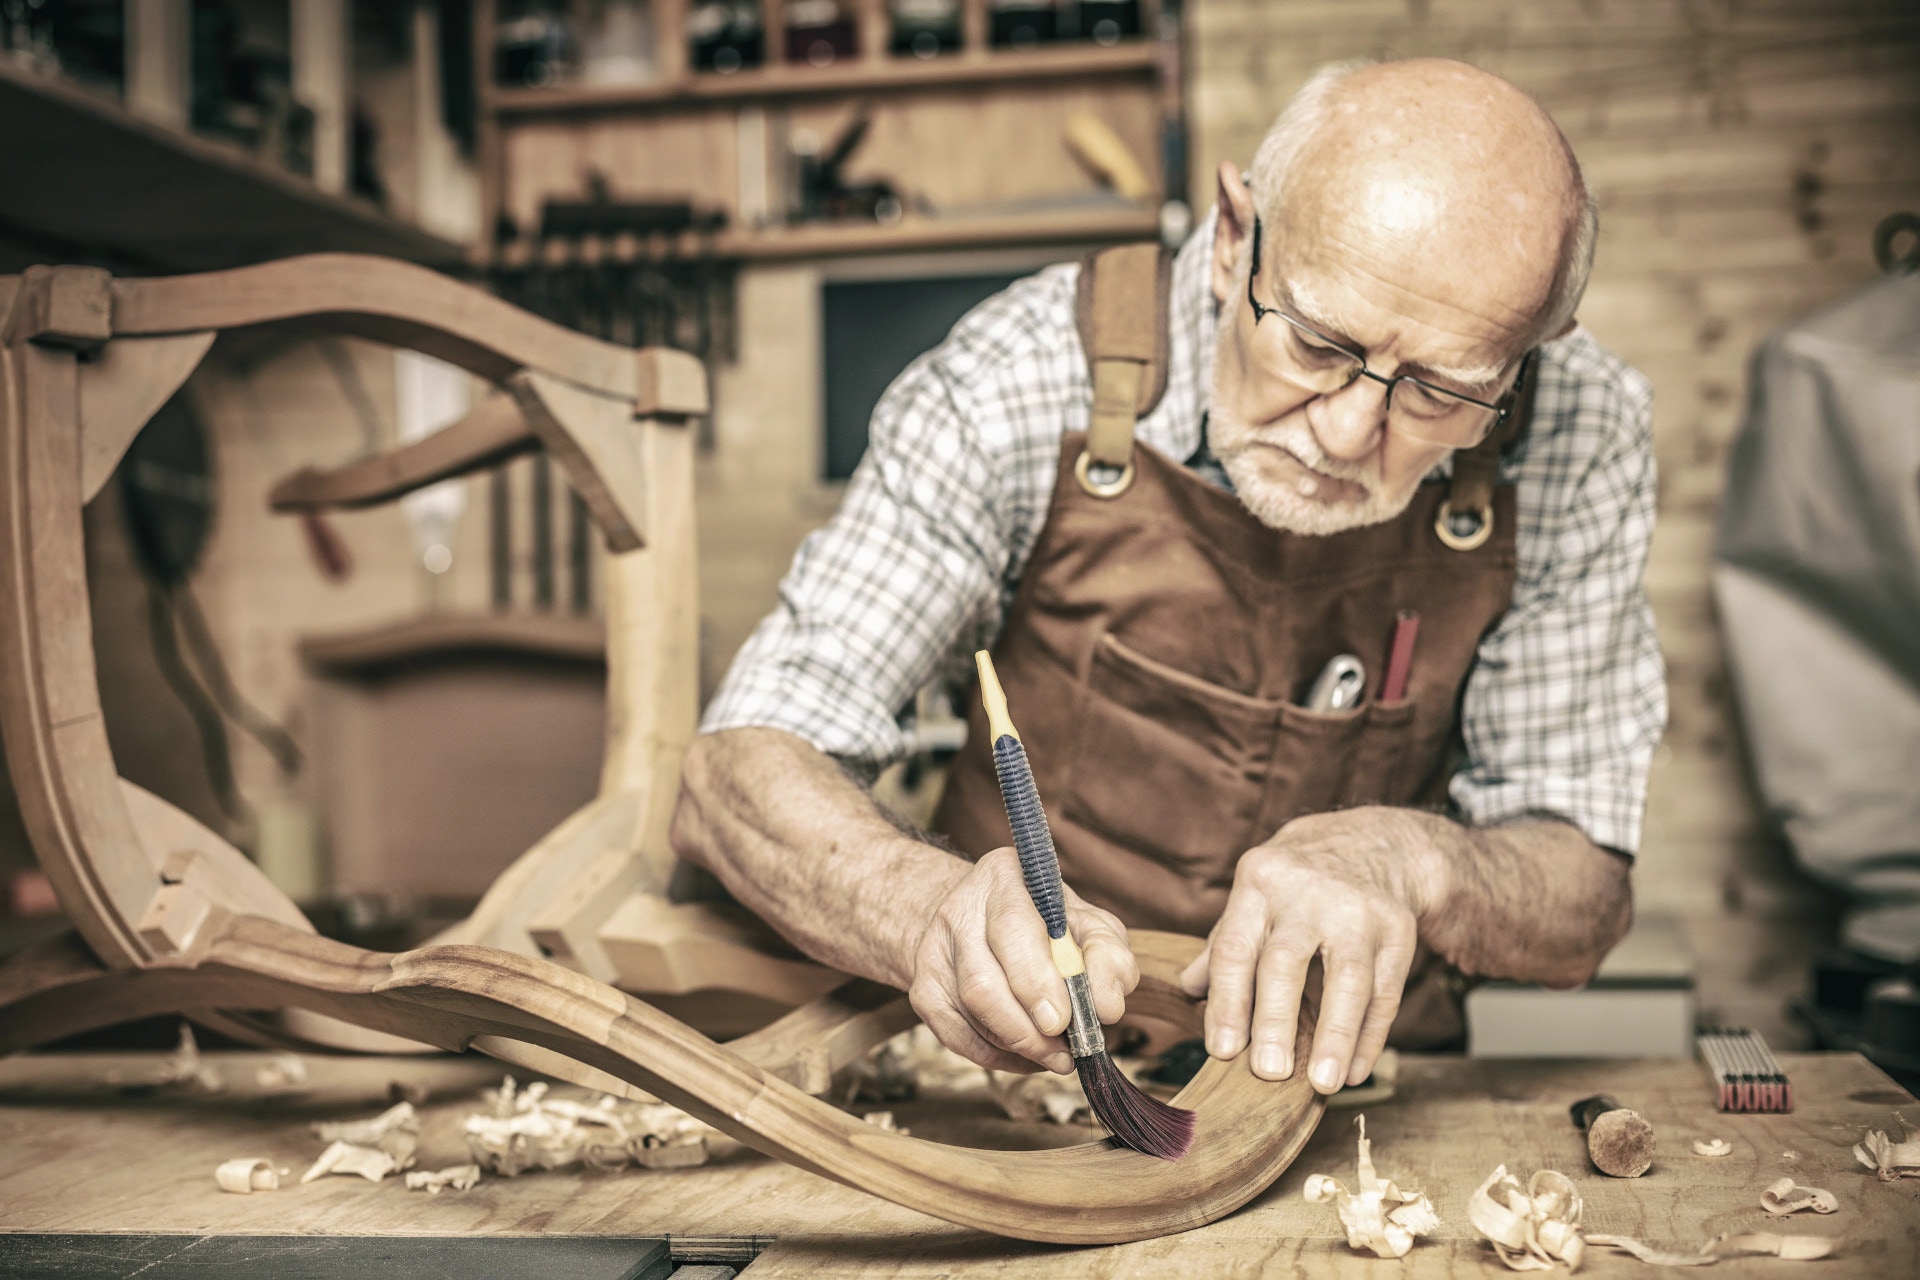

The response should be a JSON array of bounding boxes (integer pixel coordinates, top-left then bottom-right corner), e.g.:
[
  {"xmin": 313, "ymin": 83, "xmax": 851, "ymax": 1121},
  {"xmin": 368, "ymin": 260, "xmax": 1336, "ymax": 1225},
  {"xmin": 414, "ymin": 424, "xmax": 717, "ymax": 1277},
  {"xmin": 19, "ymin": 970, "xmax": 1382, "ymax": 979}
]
[{"xmin": 1304, "ymin": 654, "xmax": 1366, "ymax": 712}]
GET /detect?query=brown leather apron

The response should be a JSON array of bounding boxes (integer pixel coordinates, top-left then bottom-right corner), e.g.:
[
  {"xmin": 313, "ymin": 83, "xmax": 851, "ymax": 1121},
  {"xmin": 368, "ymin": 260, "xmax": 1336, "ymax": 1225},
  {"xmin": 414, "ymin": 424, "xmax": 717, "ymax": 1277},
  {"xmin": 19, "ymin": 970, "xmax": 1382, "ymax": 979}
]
[{"xmin": 932, "ymin": 244, "xmax": 1533, "ymax": 1047}]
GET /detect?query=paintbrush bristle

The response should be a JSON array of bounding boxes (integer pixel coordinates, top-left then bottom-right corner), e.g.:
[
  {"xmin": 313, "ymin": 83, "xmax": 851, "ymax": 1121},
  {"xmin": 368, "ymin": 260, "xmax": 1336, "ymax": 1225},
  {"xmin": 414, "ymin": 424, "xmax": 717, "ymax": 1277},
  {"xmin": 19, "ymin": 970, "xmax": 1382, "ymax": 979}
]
[{"xmin": 1076, "ymin": 1052, "xmax": 1195, "ymax": 1159}]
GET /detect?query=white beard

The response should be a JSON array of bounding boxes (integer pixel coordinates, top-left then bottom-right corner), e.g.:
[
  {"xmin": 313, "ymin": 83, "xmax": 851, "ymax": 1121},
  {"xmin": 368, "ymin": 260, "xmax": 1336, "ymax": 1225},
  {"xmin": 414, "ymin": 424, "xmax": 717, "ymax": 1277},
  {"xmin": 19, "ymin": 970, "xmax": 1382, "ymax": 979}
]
[{"xmin": 1206, "ymin": 329, "xmax": 1418, "ymax": 536}]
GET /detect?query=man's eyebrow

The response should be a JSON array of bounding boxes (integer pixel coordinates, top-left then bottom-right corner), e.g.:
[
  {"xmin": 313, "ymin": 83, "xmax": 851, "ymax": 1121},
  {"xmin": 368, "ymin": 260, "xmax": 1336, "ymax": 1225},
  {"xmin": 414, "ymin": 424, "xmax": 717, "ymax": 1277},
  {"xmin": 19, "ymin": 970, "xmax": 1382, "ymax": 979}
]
[
  {"xmin": 1272, "ymin": 279, "xmax": 1360, "ymax": 350},
  {"xmin": 1276, "ymin": 279, "xmax": 1509, "ymax": 394}
]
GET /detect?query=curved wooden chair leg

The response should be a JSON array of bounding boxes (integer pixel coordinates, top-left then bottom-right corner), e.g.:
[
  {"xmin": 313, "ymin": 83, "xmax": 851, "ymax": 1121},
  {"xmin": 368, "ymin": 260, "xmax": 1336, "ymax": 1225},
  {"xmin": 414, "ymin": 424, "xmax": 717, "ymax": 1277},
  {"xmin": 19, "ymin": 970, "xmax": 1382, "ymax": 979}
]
[
  {"xmin": 0, "ymin": 916, "xmax": 1322, "ymax": 1245},
  {"xmin": 0, "ymin": 259, "xmax": 1331, "ymax": 1241}
]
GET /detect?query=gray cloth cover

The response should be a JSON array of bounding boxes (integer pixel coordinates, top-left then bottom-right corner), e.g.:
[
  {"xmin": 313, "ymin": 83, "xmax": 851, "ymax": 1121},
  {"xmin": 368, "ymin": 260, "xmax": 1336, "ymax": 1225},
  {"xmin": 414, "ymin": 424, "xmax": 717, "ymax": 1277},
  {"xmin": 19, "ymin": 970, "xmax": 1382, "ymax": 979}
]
[{"xmin": 1714, "ymin": 272, "xmax": 1920, "ymax": 962}]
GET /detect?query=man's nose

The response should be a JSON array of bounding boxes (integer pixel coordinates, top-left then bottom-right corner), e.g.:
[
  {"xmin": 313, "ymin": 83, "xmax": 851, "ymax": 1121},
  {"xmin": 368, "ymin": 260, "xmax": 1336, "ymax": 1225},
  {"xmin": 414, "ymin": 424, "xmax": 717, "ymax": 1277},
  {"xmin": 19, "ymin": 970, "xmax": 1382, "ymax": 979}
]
[{"xmin": 1307, "ymin": 375, "xmax": 1389, "ymax": 461}]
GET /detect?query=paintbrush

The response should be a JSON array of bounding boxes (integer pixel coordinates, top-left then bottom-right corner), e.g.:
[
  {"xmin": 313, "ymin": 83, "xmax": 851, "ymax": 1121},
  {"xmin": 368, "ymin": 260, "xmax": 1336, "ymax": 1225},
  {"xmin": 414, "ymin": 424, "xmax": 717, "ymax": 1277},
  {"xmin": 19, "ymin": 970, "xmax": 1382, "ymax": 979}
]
[{"xmin": 974, "ymin": 650, "xmax": 1196, "ymax": 1160}]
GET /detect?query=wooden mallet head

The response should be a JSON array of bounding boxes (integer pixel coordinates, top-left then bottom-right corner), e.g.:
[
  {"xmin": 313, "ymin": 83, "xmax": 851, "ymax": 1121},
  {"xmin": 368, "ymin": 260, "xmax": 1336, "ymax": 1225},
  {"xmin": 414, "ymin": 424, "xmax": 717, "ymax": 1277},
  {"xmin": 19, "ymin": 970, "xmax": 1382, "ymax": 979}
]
[{"xmin": 1570, "ymin": 1093, "xmax": 1655, "ymax": 1178}]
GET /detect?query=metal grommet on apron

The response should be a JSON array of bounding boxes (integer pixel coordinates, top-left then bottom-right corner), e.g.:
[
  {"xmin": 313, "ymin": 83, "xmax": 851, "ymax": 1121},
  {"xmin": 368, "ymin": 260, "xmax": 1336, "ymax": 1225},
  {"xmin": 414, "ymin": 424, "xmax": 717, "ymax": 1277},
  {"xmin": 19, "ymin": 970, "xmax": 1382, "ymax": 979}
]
[
  {"xmin": 1074, "ymin": 448, "xmax": 1136, "ymax": 498},
  {"xmin": 1434, "ymin": 500, "xmax": 1493, "ymax": 551}
]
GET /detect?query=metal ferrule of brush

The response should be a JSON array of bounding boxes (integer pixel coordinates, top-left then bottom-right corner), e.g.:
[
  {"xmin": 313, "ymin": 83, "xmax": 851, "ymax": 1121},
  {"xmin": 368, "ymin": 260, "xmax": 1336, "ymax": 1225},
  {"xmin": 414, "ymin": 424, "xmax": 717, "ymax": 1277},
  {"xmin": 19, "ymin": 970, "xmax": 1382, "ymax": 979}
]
[{"xmin": 1064, "ymin": 970, "xmax": 1105, "ymax": 1059}]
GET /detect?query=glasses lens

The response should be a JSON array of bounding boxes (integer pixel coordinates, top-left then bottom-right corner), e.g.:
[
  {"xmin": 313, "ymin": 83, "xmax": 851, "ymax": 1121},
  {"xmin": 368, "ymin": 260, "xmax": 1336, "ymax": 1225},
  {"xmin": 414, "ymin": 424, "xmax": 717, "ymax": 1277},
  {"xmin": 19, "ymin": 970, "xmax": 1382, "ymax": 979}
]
[
  {"xmin": 1390, "ymin": 394, "xmax": 1499, "ymax": 449},
  {"xmin": 1259, "ymin": 315, "xmax": 1362, "ymax": 394}
]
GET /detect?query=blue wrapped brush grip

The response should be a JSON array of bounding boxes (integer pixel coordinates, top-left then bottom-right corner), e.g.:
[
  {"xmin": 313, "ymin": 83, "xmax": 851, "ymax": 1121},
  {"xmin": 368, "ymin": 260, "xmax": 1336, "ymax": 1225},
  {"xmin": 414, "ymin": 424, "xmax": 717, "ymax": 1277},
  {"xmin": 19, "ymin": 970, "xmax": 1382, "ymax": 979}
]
[{"xmin": 991, "ymin": 734, "xmax": 1067, "ymax": 940}]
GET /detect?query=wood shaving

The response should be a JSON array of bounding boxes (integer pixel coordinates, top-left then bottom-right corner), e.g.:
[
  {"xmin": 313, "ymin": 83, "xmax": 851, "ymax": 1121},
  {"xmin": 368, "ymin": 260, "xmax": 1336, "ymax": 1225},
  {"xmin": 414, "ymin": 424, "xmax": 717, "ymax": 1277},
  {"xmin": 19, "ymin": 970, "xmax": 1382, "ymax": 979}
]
[
  {"xmin": 1760, "ymin": 1177, "xmax": 1838, "ymax": 1215},
  {"xmin": 254, "ymin": 1054, "xmax": 308, "ymax": 1090},
  {"xmin": 311, "ymin": 1101, "xmax": 417, "ymax": 1145},
  {"xmin": 1588, "ymin": 1232, "xmax": 1836, "ymax": 1264},
  {"xmin": 462, "ymin": 1076, "xmax": 712, "ymax": 1176},
  {"xmin": 301, "ymin": 1138, "xmax": 412, "ymax": 1184},
  {"xmin": 404, "ymin": 1163, "xmax": 481, "ymax": 1194},
  {"xmin": 1692, "ymin": 1138, "xmax": 1732, "ymax": 1157},
  {"xmin": 1468, "ymin": 1164, "xmax": 1584, "ymax": 1271},
  {"xmin": 1302, "ymin": 1115, "xmax": 1441, "ymax": 1259},
  {"xmin": 1853, "ymin": 1111, "xmax": 1920, "ymax": 1181},
  {"xmin": 214, "ymin": 1157, "xmax": 280, "ymax": 1194},
  {"xmin": 300, "ymin": 1099, "xmax": 420, "ymax": 1184}
]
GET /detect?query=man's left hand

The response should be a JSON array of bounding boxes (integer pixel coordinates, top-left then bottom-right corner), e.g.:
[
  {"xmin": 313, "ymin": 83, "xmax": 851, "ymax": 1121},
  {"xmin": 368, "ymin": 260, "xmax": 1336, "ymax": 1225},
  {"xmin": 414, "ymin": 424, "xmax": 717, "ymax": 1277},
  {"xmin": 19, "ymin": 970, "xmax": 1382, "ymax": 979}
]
[{"xmin": 1178, "ymin": 808, "xmax": 1428, "ymax": 1094}]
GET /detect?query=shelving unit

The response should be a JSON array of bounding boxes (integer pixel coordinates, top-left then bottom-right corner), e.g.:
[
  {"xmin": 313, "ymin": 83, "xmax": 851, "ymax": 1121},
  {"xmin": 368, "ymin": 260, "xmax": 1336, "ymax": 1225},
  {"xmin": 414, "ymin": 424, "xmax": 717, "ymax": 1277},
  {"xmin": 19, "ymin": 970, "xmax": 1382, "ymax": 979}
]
[
  {"xmin": 491, "ymin": 39, "xmax": 1158, "ymax": 117},
  {"xmin": 473, "ymin": 0, "xmax": 1179, "ymax": 263}
]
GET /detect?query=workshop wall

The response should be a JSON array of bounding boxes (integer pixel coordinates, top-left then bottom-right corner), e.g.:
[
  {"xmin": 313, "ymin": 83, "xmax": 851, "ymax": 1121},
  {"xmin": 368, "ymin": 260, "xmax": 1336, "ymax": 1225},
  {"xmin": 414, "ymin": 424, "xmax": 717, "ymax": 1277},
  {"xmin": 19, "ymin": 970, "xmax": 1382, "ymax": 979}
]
[{"xmin": 1187, "ymin": 0, "xmax": 1920, "ymax": 1033}]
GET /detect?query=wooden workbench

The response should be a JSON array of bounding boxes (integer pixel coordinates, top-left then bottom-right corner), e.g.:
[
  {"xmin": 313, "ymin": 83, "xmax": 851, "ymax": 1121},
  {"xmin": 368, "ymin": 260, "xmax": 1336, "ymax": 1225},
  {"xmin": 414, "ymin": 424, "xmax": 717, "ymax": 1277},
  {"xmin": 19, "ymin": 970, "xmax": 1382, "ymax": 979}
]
[{"xmin": 0, "ymin": 1048, "xmax": 1913, "ymax": 1276}]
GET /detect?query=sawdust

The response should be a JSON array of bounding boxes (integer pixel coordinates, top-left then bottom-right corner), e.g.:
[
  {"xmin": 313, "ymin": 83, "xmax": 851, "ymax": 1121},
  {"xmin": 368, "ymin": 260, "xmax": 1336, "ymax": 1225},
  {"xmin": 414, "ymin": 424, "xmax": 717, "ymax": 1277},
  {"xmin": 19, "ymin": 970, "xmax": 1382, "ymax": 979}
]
[{"xmin": 1692, "ymin": 1138, "xmax": 1732, "ymax": 1157}]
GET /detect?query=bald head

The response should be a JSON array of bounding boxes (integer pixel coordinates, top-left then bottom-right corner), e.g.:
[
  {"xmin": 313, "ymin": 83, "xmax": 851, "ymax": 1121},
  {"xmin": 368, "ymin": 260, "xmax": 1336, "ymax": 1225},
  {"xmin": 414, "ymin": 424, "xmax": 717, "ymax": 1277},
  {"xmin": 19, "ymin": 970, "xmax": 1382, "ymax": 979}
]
[{"xmin": 1246, "ymin": 59, "xmax": 1593, "ymax": 354}]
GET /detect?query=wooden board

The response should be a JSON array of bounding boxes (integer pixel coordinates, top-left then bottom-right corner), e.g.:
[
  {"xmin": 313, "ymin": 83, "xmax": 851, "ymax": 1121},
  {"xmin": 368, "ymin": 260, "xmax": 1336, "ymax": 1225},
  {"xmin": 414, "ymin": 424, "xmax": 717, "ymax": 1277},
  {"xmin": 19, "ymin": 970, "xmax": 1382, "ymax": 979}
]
[{"xmin": 0, "ymin": 1051, "xmax": 1911, "ymax": 1277}]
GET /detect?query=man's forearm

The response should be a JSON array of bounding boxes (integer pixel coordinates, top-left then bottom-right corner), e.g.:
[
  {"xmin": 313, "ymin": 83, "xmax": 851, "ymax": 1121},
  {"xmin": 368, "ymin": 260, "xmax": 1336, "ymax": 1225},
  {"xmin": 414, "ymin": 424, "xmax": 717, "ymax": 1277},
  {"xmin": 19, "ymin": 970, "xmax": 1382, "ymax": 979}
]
[
  {"xmin": 669, "ymin": 726, "xmax": 968, "ymax": 988},
  {"xmin": 1396, "ymin": 810, "xmax": 1633, "ymax": 987}
]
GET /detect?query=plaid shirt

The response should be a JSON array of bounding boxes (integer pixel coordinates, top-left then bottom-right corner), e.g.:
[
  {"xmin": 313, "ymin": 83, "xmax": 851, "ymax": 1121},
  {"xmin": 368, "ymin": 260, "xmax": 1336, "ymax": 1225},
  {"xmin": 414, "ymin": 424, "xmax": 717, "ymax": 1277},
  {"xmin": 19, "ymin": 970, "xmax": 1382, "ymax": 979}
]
[{"xmin": 703, "ymin": 214, "xmax": 1668, "ymax": 855}]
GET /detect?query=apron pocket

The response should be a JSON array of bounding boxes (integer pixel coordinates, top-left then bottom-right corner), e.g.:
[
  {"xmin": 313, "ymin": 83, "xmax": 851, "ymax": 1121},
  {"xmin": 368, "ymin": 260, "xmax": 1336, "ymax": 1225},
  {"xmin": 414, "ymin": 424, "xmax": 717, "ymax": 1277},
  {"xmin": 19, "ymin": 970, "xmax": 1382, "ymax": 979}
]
[
  {"xmin": 1063, "ymin": 633, "xmax": 1282, "ymax": 883},
  {"xmin": 1254, "ymin": 698, "xmax": 1414, "ymax": 837}
]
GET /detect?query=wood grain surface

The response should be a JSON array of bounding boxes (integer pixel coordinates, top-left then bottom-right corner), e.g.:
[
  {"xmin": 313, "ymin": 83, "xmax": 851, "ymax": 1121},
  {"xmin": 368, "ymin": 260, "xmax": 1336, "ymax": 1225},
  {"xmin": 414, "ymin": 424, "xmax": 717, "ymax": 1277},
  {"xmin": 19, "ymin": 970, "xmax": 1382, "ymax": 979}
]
[{"xmin": 0, "ymin": 1050, "xmax": 1909, "ymax": 1276}]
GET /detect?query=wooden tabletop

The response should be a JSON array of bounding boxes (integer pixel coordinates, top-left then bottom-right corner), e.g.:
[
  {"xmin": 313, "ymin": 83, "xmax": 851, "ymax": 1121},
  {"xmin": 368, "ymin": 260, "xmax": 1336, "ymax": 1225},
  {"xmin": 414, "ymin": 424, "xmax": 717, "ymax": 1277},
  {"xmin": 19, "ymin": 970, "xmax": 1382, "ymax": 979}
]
[{"xmin": 0, "ymin": 1048, "xmax": 1913, "ymax": 1277}]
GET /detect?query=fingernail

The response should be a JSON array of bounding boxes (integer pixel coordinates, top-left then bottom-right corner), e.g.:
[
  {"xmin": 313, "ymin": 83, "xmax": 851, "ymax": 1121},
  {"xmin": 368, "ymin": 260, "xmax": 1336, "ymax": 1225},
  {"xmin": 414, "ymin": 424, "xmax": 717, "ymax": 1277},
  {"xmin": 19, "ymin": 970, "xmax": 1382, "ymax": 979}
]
[
  {"xmin": 1032, "ymin": 999, "xmax": 1060, "ymax": 1033},
  {"xmin": 1310, "ymin": 1058, "xmax": 1342, "ymax": 1092},
  {"xmin": 1209, "ymin": 1029, "xmax": 1240, "ymax": 1059},
  {"xmin": 1255, "ymin": 1046, "xmax": 1290, "ymax": 1079},
  {"xmin": 1046, "ymin": 1052, "xmax": 1072, "ymax": 1075}
]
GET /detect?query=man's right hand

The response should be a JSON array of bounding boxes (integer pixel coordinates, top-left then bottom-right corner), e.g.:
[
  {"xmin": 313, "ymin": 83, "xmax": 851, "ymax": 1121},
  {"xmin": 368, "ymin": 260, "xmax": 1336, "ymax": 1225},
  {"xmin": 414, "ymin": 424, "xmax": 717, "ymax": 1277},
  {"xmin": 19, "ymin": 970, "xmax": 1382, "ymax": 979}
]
[{"xmin": 907, "ymin": 846, "xmax": 1139, "ymax": 1075}]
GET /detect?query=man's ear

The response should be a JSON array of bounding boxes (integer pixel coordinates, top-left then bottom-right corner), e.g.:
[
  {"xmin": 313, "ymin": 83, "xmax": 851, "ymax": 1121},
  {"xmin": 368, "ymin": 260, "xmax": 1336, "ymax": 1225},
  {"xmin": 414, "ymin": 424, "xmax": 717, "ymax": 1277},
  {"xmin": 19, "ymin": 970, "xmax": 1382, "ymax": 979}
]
[{"xmin": 1210, "ymin": 161, "xmax": 1256, "ymax": 307}]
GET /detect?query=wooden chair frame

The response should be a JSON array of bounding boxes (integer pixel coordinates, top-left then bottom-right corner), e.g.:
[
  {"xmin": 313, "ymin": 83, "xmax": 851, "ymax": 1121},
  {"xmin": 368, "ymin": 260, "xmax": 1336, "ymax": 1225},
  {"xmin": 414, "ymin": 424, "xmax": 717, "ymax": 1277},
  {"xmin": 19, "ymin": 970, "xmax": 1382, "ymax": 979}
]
[{"xmin": 0, "ymin": 256, "xmax": 1323, "ymax": 1244}]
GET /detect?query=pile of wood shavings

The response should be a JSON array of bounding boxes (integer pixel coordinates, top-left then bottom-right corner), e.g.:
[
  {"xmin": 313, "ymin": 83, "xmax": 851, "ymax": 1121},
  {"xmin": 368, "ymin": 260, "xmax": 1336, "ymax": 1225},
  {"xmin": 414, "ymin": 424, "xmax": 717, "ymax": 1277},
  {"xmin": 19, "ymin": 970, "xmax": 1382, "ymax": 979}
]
[
  {"xmin": 462, "ymin": 1076, "xmax": 714, "ymax": 1176},
  {"xmin": 1469, "ymin": 1163, "xmax": 1585, "ymax": 1270},
  {"xmin": 1469, "ymin": 1159, "xmax": 1836, "ymax": 1270},
  {"xmin": 1302, "ymin": 1115, "xmax": 1441, "ymax": 1259}
]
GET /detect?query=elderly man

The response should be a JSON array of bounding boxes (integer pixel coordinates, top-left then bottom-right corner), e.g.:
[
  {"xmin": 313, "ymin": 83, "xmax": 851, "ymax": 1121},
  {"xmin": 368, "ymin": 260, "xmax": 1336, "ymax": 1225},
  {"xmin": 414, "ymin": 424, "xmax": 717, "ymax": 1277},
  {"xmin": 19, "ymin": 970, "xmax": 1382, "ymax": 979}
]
[{"xmin": 671, "ymin": 58, "xmax": 1665, "ymax": 1098}]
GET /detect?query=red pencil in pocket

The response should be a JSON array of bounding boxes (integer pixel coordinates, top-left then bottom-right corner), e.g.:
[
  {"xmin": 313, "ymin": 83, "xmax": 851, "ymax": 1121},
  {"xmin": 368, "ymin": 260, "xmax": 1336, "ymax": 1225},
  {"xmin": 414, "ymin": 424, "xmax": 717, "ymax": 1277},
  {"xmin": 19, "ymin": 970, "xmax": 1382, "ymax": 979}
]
[{"xmin": 1381, "ymin": 611, "xmax": 1419, "ymax": 704}]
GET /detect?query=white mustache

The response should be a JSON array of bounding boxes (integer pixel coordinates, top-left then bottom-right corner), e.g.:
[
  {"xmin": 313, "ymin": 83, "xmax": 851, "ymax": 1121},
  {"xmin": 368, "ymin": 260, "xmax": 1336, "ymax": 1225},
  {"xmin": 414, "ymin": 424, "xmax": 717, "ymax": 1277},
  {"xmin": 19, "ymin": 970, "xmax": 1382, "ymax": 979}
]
[{"xmin": 1238, "ymin": 422, "xmax": 1377, "ymax": 490}]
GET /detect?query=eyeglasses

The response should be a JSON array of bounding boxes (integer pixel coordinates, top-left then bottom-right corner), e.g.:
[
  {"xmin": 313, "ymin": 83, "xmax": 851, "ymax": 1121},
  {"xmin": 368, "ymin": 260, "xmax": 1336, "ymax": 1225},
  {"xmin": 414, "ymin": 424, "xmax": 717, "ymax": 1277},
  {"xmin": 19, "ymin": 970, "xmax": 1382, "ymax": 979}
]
[{"xmin": 1246, "ymin": 215, "xmax": 1522, "ymax": 450}]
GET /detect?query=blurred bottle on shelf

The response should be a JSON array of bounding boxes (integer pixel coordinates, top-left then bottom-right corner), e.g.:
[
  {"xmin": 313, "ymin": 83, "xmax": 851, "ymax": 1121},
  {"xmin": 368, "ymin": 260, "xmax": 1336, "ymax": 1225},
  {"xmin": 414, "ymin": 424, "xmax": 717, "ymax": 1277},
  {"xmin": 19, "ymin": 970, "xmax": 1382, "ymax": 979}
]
[
  {"xmin": 784, "ymin": 0, "xmax": 857, "ymax": 66},
  {"xmin": 496, "ymin": 1, "xmax": 577, "ymax": 87},
  {"xmin": 989, "ymin": 0, "xmax": 1056, "ymax": 49},
  {"xmin": 580, "ymin": 0, "xmax": 658, "ymax": 85},
  {"xmin": 689, "ymin": 0, "xmax": 764, "ymax": 73},
  {"xmin": 889, "ymin": 0, "xmax": 960, "ymax": 59}
]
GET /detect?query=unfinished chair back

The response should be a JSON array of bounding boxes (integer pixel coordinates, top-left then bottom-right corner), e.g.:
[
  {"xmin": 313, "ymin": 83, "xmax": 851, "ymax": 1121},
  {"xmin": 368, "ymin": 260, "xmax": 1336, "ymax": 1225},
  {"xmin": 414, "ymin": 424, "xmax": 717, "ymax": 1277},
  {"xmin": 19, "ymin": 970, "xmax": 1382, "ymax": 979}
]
[{"xmin": 0, "ymin": 257, "xmax": 1325, "ymax": 1244}]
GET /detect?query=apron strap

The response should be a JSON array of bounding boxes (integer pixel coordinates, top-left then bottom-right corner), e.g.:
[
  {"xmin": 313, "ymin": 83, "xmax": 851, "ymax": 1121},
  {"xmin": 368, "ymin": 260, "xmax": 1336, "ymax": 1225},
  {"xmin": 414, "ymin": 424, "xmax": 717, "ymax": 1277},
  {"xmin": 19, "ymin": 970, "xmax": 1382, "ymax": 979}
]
[
  {"xmin": 1437, "ymin": 349, "xmax": 1539, "ymax": 551},
  {"xmin": 1074, "ymin": 243, "xmax": 1171, "ymax": 496}
]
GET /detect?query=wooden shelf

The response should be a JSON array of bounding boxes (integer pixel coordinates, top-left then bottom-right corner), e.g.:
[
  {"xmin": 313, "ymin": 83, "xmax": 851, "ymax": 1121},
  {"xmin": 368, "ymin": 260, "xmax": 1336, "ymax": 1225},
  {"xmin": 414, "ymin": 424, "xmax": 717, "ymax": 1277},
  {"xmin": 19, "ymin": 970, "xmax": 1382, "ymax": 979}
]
[
  {"xmin": 0, "ymin": 62, "xmax": 467, "ymax": 274},
  {"xmin": 710, "ymin": 204, "xmax": 1163, "ymax": 260},
  {"xmin": 490, "ymin": 41, "xmax": 1159, "ymax": 118}
]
